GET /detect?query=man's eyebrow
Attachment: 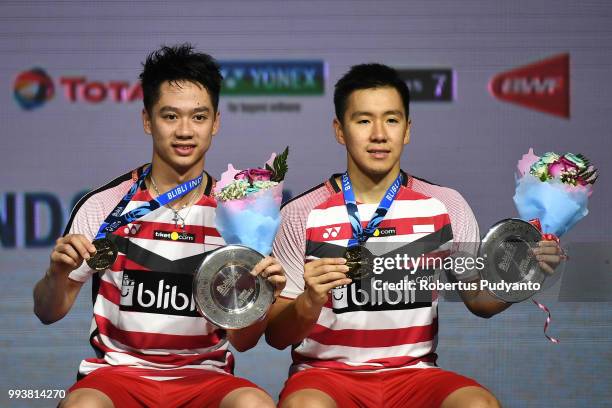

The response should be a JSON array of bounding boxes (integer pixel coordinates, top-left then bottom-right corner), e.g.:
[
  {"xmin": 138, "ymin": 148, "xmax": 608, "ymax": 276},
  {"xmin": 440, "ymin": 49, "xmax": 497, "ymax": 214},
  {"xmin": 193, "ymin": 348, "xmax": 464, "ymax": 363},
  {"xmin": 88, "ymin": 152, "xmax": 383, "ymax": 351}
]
[
  {"xmin": 384, "ymin": 110, "xmax": 405, "ymax": 117},
  {"xmin": 350, "ymin": 110, "xmax": 404, "ymax": 119},
  {"xmin": 350, "ymin": 111, "xmax": 374, "ymax": 119},
  {"xmin": 158, "ymin": 106, "xmax": 211, "ymax": 113}
]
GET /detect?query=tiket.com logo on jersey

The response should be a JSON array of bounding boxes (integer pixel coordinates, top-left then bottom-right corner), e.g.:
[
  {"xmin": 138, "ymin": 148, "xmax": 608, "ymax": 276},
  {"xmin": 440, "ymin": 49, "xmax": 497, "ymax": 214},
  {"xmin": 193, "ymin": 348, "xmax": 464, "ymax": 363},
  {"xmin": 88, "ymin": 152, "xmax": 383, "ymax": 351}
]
[
  {"xmin": 373, "ymin": 227, "xmax": 396, "ymax": 237},
  {"xmin": 488, "ymin": 53, "xmax": 570, "ymax": 118},
  {"xmin": 154, "ymin": 230, "xmax": 195, "ymax": 242},
  {"xmin": 13, "ymin": 67, "xmax": 142, "ymax": 110},
  {"xmin": 120, "ymin": 270, "xmax": 199, "ymax": 317}
]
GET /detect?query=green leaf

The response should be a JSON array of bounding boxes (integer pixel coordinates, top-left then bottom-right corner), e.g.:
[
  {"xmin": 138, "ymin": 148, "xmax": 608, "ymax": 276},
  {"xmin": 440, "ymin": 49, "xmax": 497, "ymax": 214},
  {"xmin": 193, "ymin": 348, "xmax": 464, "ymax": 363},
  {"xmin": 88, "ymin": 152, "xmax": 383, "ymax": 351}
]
[{"xmin": 271, "ymin": 146, "xmax": 289, "ymax": 182}]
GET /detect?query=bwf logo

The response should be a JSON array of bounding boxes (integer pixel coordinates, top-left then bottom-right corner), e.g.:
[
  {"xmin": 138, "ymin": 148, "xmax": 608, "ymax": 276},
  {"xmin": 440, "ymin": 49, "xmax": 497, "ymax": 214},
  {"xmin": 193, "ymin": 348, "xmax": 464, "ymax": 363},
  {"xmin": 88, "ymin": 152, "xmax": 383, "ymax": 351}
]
[
  {"xmin": 489, "ymin": 53, "xmax": 570, "ymax": 118},
  {"xmin": 322, "ymin": 226, "xmax": 341, "ymax": 239}
]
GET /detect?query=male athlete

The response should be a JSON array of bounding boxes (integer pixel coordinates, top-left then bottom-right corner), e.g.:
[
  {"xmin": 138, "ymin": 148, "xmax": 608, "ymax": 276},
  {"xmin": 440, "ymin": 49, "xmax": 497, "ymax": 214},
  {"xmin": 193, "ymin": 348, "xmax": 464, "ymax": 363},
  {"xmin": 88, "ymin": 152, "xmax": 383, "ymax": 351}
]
[
  {"xmin": 33, "ymin": 44, "xmax": 285, "ymax": 408},
  {"xmin": 266, "ymin": 64, "xmax": 561, "ymax": 407}
]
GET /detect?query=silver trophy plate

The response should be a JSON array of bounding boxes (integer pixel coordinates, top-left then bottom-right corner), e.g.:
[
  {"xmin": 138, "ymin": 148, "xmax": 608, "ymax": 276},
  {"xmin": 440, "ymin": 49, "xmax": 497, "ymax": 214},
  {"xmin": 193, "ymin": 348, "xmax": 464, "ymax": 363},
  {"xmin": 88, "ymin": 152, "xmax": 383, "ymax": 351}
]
[
  {"xmin": 193, "ymin": 245, "xmax": 274, "ymax": 329},
  {"xmin": 479, "ymin": 219, "xmax": 544, "ymax": 303}
]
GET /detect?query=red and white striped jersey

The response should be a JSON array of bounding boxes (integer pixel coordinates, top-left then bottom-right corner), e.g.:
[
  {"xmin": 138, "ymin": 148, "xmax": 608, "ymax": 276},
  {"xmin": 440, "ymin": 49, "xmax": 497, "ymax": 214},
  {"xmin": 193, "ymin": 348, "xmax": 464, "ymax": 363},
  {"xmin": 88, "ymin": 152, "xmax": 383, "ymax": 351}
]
[
  {"xmin": 66, "ymin": 166, "xmax": 231, "ymax": 379},
  {"xmin": 272, "ymin": 172, "xmax": 479, "ymax": 374}
]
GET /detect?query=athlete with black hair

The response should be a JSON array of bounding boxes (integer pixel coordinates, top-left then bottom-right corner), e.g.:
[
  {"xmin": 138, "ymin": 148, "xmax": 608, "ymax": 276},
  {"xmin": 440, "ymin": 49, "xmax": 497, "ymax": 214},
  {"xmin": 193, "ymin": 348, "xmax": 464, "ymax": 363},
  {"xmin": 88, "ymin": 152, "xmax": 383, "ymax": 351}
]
[{"xmin": 34, "ymin": 44, "xmax": 284, "ymax": 408}]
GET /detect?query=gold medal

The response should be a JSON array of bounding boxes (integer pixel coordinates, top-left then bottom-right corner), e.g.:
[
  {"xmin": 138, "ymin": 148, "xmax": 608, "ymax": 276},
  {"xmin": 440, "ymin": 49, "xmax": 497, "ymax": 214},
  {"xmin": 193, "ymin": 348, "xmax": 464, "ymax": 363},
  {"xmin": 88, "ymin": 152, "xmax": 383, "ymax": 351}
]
[
  {"xmin": 344, "ymin": 245, "xmax": 371, "ymax": 280},
  {"xmin": 86, "ymin": 237, "xmax": 118, "ymax": 271}
]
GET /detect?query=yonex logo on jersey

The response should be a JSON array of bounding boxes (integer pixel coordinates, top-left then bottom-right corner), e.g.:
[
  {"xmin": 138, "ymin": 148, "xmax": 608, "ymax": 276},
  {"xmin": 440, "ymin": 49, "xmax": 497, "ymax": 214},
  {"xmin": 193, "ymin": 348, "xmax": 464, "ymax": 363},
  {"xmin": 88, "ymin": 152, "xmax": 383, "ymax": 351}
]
[
  {"xmin": 322, "ymin": 226, "xmax": 341, "ymax": 239},
  {"xmin": 119, "ymin": 270, "xmax": 199, "ymax": 317},
  {"xmin": 123, "ymin": 223, "xmax": 141, "ymax": 235},
  {"xmin": 153, "ymin": 230, "xmax": 195, "ymax": 242},
  {"xmin": 373, "ymin": 227, "xmax": 396, "ymax": 237}
]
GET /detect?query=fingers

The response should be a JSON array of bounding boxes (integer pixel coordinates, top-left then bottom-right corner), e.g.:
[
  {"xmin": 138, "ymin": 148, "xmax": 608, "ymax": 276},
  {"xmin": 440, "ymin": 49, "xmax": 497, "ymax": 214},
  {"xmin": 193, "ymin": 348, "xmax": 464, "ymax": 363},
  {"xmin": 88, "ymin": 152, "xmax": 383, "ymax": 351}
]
[
  {"xmin": 305, "ymin": 258, "xmax": 348, "ymax": 276},
  {"xmin": 305, "ymin": 258, "xmax": 349, "ymax": 278},
  {"xmin": 250, "ymin": 256, "xmax": 277, "ymax": 277},
  {"xmin": 539, "ymin": 261, "xmax": 555, "ymax": 275},
  {"xmin": 267, "ymin": 274, "xmax": 287, "ymax": 297},
  {"xmin": 320, "ymin": 279, "xmax": 352, "ymax": 293},
  {"xmin": 533, "ymin": 241, "xmax": 562, "ymax": 275},
  {"xmin": 50, "ymin": 234, "xmax": 96, "ymax": 272},
  {"xmin": 309, "ymin": 272, "xmax": 351, "ymax": 286},
  {"xmin": 249, "ymin": 257, "xmax": 287, "ymax": 297},
  {"xmin": 50, "ymin": 252, "xmax": 78, "ymax": 268}
]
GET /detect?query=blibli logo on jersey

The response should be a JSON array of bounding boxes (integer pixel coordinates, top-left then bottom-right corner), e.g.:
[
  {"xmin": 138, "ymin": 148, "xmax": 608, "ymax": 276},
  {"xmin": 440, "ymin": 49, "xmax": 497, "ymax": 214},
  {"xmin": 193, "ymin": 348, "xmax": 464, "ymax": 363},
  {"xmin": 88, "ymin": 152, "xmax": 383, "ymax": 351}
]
[
  {"xmin": 119, "ymin": 270, "xmax": 200, "ymax": 317},
  {"xmin": 322, "ymin": 226, "xmax": 341, "ymax": 240},
  {"xmin": 331, "ymin": 272, "xmax": 433, "ymax": 314}
]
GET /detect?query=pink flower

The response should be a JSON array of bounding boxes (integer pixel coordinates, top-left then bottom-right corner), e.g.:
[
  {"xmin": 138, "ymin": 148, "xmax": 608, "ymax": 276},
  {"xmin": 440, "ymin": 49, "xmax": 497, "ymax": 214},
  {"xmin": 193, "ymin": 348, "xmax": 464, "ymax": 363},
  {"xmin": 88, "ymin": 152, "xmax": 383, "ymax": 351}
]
[
  {"xmin": 548, "ymin": 158, "xmax": 578, "ymax": 179},
  {"xmin": 548, "ymin": 161, "xmax": 565, "ymax": 178},
  {"xmin": 576, "ymin": 176, "xmax": 588, "ymax": 186},
  {"xmin": 234, "ymin": 168, "xmax": 272, "ymax": 183},
  {"xmin": 247, "ymin": 168, "xmax": 272, "ymax": 182},
  {"xmin": 234, "ymin": 170, "xmax": 249, "ymax": 180}
]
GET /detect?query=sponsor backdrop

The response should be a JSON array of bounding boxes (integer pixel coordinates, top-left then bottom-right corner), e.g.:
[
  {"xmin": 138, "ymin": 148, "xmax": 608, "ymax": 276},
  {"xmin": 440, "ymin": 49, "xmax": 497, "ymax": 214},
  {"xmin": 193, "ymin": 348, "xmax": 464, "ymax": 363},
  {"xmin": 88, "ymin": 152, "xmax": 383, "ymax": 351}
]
[{"xmin": 1, "ymin": 1, "xmax": 611, "ymax": 407}]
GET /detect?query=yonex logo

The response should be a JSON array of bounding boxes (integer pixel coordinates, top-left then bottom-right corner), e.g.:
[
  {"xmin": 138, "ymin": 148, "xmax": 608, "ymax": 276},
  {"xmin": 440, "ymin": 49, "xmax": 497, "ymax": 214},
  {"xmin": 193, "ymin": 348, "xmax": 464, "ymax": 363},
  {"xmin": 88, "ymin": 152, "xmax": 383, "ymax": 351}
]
[
  {"xmin": 123, "ymin": 223, "xmax": 141, "ymax": 235},
  {"xmin": 322, "ymin": 226, "xmax": 341, "ymax": 239}
]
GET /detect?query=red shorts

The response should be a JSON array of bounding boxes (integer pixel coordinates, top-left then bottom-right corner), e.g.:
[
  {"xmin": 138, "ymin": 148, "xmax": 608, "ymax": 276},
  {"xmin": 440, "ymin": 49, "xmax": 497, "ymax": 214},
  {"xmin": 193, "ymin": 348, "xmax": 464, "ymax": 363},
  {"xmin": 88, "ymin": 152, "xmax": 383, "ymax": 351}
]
[
  {"xmin": 279, "ymin": 367, "xmax": 484, "ymax": 408},
  {"xmin": 68, "ymin": 366, "xmax": 261, "ymax": 408}
]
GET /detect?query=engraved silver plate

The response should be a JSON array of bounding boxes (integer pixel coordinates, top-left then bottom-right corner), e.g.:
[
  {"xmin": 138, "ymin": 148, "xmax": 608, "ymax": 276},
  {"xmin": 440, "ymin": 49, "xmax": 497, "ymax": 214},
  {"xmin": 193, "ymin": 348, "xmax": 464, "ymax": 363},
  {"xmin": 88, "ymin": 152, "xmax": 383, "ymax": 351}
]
[
  {"xmin": 193, "ymin": 245, "xmax": 274, "ymax": 329},
  {"xmin": 479, "ymin": 219, "xmax": 544, "ymax": 303}
]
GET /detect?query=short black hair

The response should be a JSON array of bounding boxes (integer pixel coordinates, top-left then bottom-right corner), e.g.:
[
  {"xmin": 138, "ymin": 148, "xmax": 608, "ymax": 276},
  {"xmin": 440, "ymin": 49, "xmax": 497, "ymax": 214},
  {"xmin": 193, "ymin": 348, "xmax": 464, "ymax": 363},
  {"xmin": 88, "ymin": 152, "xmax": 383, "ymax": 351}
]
[
  {"xmin": 334, "ymin": 63, "xmax": 410, "ymax": 124},
  {"xmin": 139, "ymin": 43, "xmax": 222, "ymax": 114}
]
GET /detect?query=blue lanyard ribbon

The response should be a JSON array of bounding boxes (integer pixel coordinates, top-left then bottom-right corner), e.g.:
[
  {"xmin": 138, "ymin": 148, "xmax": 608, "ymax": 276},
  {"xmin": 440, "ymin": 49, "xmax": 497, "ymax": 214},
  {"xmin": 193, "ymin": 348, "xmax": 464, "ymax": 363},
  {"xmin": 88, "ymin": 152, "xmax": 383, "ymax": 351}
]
[
  {"xmin": 341, "ymin": 172, "xmax": 402, "ymax": 248},
  {"xmin": 94, "ymin": 165, "xmax": 204, "ymax": 240}
]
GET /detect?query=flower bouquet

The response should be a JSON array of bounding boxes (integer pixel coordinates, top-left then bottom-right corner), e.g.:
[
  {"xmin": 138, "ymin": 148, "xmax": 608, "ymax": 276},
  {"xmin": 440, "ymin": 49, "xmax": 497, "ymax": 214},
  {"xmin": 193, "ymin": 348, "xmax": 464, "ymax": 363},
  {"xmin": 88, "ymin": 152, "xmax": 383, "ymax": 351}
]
[
  {"xmin": 513, "ymin": 148, "xmax": 598, "ymax": 237},
  {"xmin": 214, "ymin": 147, "xmax": 289, "ymax": 255}
]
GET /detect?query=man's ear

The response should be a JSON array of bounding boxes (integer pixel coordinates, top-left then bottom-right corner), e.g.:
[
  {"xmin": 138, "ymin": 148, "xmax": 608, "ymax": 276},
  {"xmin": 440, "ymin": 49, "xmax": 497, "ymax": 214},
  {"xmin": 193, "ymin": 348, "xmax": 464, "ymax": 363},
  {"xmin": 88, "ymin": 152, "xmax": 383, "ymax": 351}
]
[
  {"xmin": 404, "ymin": 118, "xmax": 411, "ymax": 145},
  {"xmin": 142, "ymin": 108, "xmax": 152, "ymax": 135},
  {"xmin": 211, "ymin": 110, "xmax": 221, "ymax": 137},
  {"xmin": 333, "ymin": 118, "xmax": 346, "ymax": 146}
]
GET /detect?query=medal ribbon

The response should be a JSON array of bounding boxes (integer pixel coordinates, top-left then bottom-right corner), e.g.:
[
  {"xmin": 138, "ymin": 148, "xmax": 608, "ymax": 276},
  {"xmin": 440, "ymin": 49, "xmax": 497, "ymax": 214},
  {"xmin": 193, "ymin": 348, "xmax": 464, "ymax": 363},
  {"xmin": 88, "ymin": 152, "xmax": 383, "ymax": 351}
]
[
  {"xmin": 341, "ymin": 172, "xmax": 402, "ymax": 248},
  {"xmin": 94, "ymin": 165, "xmax": 204, "ymax": 240},
  {"xmin": 528, "ymin": 218, "xmax": 561, "ymax": 344}
]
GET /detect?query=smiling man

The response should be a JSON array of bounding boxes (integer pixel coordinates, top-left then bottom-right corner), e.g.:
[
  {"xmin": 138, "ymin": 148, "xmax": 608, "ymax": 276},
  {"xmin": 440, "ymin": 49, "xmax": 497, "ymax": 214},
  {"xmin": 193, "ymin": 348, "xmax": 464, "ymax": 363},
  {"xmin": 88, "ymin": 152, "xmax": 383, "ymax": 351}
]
[
  {"xmin": 33, "ymin": 44, "xmax": 284, "ymax": 408},
  {"xmin": 266, "ymin": 64, "xmax": 561, "ymax": 408}
]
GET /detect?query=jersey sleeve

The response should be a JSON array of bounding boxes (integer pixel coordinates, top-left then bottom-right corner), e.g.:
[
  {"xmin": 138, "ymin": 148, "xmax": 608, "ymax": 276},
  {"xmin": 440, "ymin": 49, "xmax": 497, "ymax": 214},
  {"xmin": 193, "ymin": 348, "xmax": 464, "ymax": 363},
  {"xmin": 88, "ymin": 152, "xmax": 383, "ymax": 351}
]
[
  {"xmin": 442, "ymin": 188, "xmax": 481, "ymax": 281},
  {"xmin": 66, "ymin": 195, "xmax": 108, "ymax": 283},
  {"xmin": 272, "ymin": 202, "xmax": 308, "ymax": 299}
]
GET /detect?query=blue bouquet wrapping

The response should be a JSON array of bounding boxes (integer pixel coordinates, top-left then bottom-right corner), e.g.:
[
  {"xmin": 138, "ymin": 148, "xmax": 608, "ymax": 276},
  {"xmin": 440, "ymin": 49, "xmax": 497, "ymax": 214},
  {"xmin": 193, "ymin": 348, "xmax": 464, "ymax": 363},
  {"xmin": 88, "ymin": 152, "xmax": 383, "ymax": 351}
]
[{"xmin": 512, "ymin": 148, "xmax": 596, "ymax": 237}]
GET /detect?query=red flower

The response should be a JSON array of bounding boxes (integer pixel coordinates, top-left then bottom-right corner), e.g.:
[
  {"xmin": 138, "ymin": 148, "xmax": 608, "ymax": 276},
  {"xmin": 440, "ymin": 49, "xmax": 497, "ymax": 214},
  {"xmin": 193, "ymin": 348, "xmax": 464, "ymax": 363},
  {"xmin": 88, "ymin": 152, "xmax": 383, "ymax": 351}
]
[{"xmin": 234, "ymin": 168, "xmax": 272, "ymax": 183}]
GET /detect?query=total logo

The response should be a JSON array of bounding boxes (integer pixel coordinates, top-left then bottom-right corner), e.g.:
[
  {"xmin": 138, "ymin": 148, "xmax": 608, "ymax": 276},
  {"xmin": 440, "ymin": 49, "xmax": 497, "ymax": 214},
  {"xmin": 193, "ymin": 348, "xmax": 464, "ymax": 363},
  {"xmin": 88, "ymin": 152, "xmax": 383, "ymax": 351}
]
[
  {"xmin": 488, "ymin": 53, "xmax": 570, "ymax": 118},
  {"xmin": 13, "ymin": 67, "xmax": 142, "ymax": 110},
  {"xmin": 322, "ymin": 226, "xmax": 341, "ymax": 239},
  {"xmin": 13, "ymin": 68, "xmax": 54, "ymax": 110}
]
